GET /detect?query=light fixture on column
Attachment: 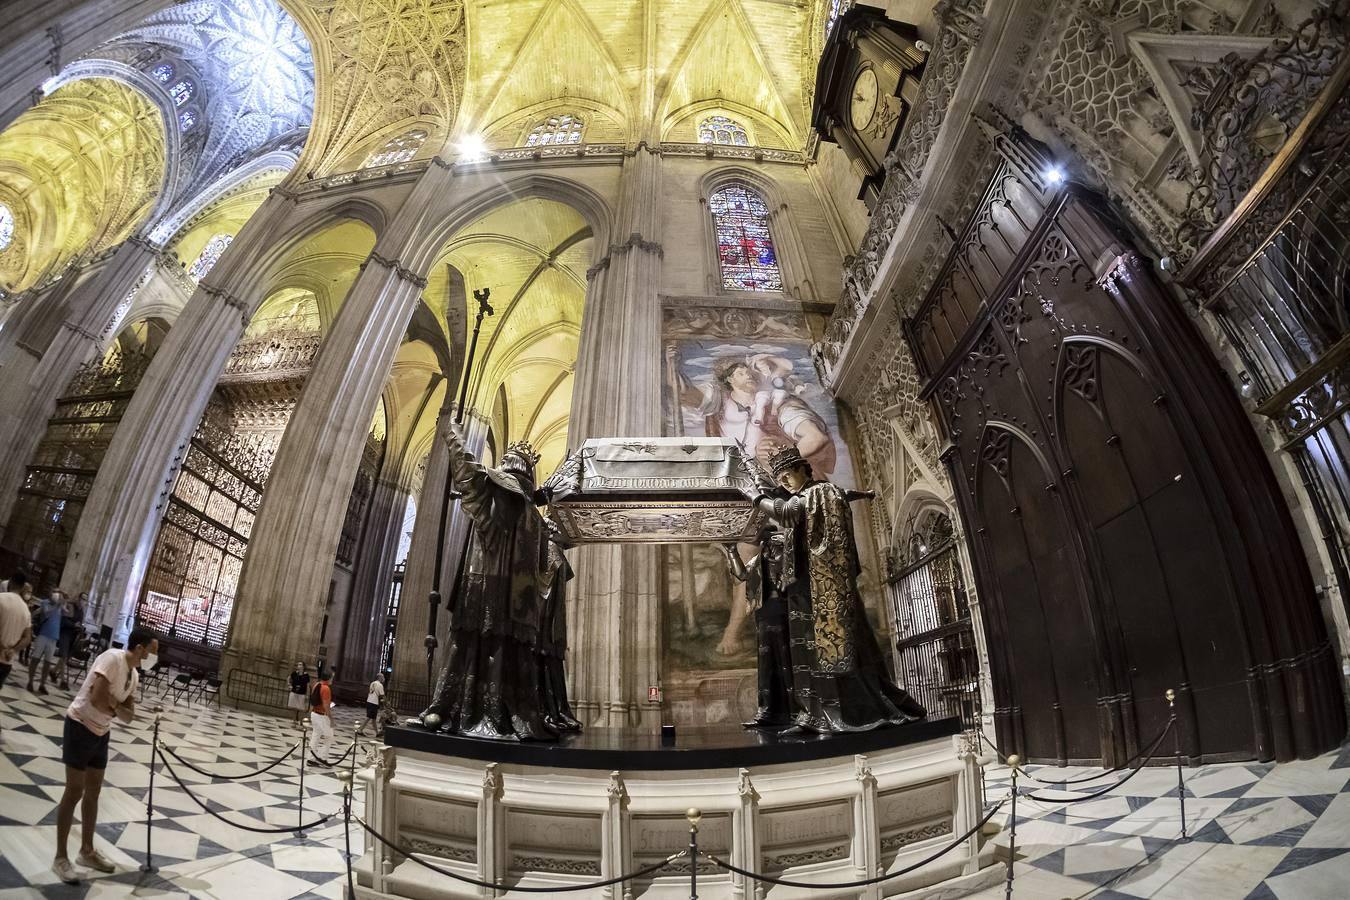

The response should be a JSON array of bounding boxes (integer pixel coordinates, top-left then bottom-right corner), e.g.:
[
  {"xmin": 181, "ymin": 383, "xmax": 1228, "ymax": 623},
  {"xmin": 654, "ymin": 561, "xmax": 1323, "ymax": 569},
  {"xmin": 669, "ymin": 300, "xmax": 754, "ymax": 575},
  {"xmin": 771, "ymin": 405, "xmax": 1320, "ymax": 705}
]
[{"xmin": 1044, "ymin": 165, "xmax": 1066, "ymax": 185}]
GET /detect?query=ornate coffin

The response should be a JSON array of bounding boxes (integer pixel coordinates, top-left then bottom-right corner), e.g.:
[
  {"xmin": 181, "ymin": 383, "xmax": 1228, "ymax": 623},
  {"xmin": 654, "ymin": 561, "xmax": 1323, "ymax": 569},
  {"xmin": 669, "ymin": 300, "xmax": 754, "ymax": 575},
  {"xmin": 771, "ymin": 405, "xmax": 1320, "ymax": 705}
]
[{"xmin": 541, "ymin": 437, "xmax": 766, "ymax": 544}]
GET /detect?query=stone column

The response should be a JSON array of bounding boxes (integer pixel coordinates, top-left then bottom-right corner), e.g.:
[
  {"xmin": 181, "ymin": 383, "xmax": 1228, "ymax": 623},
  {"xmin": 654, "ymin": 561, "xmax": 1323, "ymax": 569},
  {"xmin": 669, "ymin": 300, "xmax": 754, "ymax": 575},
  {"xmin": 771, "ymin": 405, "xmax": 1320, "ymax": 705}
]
[
  {"xmin": 221, "ymin": 252, "xmax": 432, "ymax": 679},
  {"xmin": 60, "ymin": 190, "xmax": 299, "ymax": 638},
  {"xmin": 0, "ymin": 0, "xmax": 172, "ymax": 130},
  {"xmin": 853, "ymin": 755, "xmax": 882, "ymax": 900},
  {"xmin": 567, "ymin": 145, "xmax": 665, "ymax": 728},
  {"xmin": 336, "ymin": 475, "xmax": 408, "ymax": 691},
  {"xmin": 0, "ymin": 237, "xmax": 158, "ymax": 534},
  {"xmin": 389, "ymin": 406, "xmax": 488, "ymax": 696}
]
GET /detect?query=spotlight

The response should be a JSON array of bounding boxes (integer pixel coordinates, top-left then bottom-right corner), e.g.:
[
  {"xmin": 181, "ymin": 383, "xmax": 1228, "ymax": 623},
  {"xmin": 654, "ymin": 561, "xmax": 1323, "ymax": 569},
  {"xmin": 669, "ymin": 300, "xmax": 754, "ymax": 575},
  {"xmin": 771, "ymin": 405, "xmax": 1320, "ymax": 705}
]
[
  {"xmin": 918, "ymin": 543, "xmax": 928, "ymax": 555},
  {"xmin": 1044, "ymin": 165, "xmax": 1066, "ymax": 185},
  {"xmin": 457, "ymin": 134, "xmax": 489, "ymax": 162}
]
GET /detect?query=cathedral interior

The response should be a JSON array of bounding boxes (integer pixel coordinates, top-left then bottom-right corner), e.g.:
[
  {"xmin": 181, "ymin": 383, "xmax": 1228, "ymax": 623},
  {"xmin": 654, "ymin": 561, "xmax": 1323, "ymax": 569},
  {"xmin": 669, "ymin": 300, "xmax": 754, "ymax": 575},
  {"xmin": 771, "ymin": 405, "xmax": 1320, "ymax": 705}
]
[{"xmin": 3, "ymin": 1, "xmax": 1350, "ymax": 898}]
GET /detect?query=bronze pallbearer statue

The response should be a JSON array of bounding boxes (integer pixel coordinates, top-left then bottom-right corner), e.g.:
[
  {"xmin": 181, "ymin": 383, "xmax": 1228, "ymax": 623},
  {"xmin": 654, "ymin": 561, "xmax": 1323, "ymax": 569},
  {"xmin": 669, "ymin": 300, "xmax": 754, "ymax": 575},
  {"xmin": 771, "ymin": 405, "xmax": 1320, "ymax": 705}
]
[
  {"xmin": 419, "ymin": 424, "xmax": 574, "ymax": 741},
  {"xmin": 754, "ymin": 443, "xmax": 927, "ymax": 734}
]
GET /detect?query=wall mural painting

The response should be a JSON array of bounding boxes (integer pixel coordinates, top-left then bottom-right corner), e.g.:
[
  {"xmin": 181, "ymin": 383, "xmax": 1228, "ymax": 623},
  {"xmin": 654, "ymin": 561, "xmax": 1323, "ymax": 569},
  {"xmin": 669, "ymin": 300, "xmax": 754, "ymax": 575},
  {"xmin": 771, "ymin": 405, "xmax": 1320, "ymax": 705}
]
[{"xmin": 660, "ymin": 305, "xmax": 854, "ymax": 726}]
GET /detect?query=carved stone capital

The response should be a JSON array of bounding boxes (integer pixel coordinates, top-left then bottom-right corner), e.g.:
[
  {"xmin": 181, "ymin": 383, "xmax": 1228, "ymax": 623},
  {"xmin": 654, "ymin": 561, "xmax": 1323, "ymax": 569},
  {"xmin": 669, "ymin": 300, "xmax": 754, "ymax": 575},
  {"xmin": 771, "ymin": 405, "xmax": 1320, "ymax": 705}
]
[
  {"xmin": 482, "ymin": 761, "xmax": 502, "ymax": 799},
  {"xmin": 606, "ymin": 770, "xmax": 628, "ymax": 803},
  {"xmin": 364, "ymin": 252, "xmax": 429, "ymax": 289}
]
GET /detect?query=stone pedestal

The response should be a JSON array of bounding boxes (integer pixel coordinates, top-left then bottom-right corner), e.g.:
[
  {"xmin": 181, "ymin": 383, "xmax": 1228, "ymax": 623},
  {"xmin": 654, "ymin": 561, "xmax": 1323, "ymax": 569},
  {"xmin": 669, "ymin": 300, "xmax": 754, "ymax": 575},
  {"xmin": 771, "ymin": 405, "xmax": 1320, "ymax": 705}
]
[{"xmin": 353, "ymin": 729, "xmax": 994, "ymax": 900}]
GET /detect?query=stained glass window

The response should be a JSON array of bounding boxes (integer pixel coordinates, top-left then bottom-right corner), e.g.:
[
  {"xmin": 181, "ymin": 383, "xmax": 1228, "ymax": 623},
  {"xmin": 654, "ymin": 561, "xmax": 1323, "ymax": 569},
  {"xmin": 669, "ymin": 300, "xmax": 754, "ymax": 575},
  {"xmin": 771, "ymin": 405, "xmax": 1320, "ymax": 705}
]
[
  {"xmin": 698, "ymin": 115, "xmax": 749, "ymax": 146},
  {"xmin": 0, "ymin": 203, "xmax": 13, "ymax": 251},
  {"xmin": 709, "ymin": 184, "xmax": 781, "ymax": 292},
  {"xmin": 825, "ymin": 0, "xmax": 845, "ymax": 37},
  {"xmin": 169, "ymin": 80, "xmax": 193, "ymax": 107},
  {"xmin": 363, "ymin": 129, "xmax": 428, "ymax": 168},
  {"xmin": 178, "ymin": 109, "xmax": 196, "ymax": 131},
  {"xmin": 187, "ymin": 234, "xmax": 232, "ymax": 282},
  {"xmin": 151, "ymin": 63, "xmax": 174, "ymax": 83},
  {"xmin": 525, "ymin": 114, "xmax": 584, "ymax": 147}
]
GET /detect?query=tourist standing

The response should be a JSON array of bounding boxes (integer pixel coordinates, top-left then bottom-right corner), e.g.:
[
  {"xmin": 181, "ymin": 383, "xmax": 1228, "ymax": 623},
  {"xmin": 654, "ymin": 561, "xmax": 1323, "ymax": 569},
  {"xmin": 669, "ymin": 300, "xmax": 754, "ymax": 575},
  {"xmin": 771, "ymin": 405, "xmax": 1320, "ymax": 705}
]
[
  {"xmin": 309, "ymin": 668, "xmax": 334, "ymax": 762},
  {"xmin": 287, "ymin": 662, "xmax": 310, "ymax": 724},
  {"xmin": 27, "ymin": 590, "xmax": 63, "ymax": 694},
  {"xmin": 52, "ymin": 625, "xmax": 158, "ymax": 885},
  {"xmin": 52, "ymin": 592, "xmax": 83, "ymax": 691},
  {"xmin": 358, "ymin": 672, "xmax": 385, "ymax": 736},
  {"xmin": 0, "ymin": 573, "xmax": 33, "ymax": 741}
]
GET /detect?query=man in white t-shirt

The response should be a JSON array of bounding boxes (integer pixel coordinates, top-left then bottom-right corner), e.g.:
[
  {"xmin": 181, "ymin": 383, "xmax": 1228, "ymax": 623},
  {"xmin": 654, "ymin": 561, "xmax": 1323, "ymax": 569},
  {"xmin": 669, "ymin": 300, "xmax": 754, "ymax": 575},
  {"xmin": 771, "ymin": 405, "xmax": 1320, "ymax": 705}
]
[
  {"xmin": 0, "ymin": 572, "xmax": 34, "ymax": 741},
  {"xmin": 358, "ymin": 672, "xmax": 385, "ymax": 736},
  {"xmin": 51, "ymin": 625, "xmax": 158, "ymax": 885}
]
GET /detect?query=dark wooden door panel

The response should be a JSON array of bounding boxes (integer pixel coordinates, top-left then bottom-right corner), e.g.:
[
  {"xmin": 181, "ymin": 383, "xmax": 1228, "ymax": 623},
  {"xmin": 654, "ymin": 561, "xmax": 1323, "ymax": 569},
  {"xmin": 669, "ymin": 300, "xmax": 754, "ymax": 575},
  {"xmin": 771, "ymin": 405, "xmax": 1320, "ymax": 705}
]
[{"xmin": 908, "ymin": 137, "xmax": 1344, "ymax": 764}]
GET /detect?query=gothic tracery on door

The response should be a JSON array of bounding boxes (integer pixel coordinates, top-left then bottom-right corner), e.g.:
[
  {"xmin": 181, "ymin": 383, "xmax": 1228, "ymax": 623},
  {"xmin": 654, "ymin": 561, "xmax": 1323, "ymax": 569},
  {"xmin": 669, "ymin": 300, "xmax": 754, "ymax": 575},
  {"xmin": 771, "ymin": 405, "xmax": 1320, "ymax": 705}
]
[{"xmin": 906, "ymin": 134, "xmax": 1345, "ymax": 766}]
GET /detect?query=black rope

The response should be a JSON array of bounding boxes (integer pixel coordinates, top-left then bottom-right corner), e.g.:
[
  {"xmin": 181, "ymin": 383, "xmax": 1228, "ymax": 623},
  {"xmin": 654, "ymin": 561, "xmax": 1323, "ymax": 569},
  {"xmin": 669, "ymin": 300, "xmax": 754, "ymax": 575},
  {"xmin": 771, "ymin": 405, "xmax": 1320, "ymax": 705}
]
[
  {"xmin": 705, "ymin": 796, "xmax": 1007, "ymax": 889},
  {"xmin": 159, "ymin": 742, "xmax": 300, "ymax": 781},
  {"xmin": 978, "ymin": 714, "xmax": 1175, "ymax": 786},
  {"xmin": 354, "ymin": 812, "xmax": 685, "ymax": 892},
  {"xmin": 308, "ymin": 741, "xmax": 356, "ymax": 767},
  {"xmin": 1021, "ymin": 719, "xmax": 1174, "ymax": 804},
  {"xmin": 156, "ymin": 747, "xmax": 336, "ymax": 833}
]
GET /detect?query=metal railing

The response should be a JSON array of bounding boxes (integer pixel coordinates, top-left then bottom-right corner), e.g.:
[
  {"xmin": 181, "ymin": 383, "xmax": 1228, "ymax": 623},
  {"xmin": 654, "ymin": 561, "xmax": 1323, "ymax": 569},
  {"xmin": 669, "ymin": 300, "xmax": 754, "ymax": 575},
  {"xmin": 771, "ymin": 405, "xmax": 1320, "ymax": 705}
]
[
  {"xmin": 889, "ymin": 541, "xmax": 982, "ymax": 729},
  {"xmin": 1184, "ymin": 64, "xmax": 1350, "ymax": 609},
  {"xmin": 224, "ymin": 667, "xmax": 292, "ymax": 710}
]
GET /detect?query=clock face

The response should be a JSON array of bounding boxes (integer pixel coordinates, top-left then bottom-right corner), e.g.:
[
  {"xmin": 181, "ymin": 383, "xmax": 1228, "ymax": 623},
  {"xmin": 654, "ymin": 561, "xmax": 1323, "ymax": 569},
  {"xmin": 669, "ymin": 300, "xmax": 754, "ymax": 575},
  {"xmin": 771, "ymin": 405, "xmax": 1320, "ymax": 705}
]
[{"xmin": 850, "ymin": 68, "xmax": 879, "ymax": 131}]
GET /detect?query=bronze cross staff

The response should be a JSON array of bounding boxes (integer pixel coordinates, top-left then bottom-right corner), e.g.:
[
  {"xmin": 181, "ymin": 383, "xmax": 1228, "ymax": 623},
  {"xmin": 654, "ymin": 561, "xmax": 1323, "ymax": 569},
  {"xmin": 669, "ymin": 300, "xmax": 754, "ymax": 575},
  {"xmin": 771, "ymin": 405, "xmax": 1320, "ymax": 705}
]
[{"xmin": 426, "ymin": 286, "xmax": 494, "ymax": 701}]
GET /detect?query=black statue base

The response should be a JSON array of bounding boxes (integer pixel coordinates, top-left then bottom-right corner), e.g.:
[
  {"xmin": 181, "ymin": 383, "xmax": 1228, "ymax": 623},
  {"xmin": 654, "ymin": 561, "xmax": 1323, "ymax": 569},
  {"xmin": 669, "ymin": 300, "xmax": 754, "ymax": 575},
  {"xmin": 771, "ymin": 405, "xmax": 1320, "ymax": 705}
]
[{"xmin": 385, "ymin": 716, "xmax": 960, "ymax": 771}]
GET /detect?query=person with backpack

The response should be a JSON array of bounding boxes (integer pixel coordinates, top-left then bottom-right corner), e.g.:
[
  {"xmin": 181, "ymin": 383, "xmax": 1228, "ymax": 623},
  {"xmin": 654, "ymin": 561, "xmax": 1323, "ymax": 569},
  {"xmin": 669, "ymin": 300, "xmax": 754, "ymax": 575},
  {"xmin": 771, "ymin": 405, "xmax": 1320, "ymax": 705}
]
[
  {"xmin": 52, "ymin": 591, "xmax": 83, "ymax": 691},
  {"xmin": 309, "ymin": 668, "xmax": 334, "ymax": 762},
  {"xmin": 28, "ymin": 589, "xmax": 64, "ymax": 694}
]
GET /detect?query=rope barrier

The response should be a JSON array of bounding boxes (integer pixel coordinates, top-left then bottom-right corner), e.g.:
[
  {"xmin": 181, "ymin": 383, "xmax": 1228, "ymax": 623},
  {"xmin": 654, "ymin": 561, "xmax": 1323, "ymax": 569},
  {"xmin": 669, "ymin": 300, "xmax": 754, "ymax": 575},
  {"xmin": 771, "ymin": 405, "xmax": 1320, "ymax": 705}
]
[
  {"xmin": 308, "ymin": 741, "xmax": 357, "ymax": 768},
  {"xmin": 704, "ymin": 796, "xmax": 1007, "ymax": 890},
  {"xmin": 353, "ymin": 812, "xmax": 687, "ymax": 892},
  {"xmin": 1020, "ymin": 719, "xmax": 1174, "ymax": 804},
  {"xmin": 159, "ymin": 741, "xmax": 300, "ymax": 781},
  {"xmin": 156, "ymin": 746, "xmax": 336, "ymax": 834},
  {"xmin": 977, "ymin": 715, "xmax": 1175, "ymax": 786}
]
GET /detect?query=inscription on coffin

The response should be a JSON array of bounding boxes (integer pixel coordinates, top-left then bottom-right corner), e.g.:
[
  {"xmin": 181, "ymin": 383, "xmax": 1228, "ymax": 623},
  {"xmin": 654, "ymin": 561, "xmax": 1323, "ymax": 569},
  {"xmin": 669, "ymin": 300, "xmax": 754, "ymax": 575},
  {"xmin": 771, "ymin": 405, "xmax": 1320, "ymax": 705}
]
[
  {"xmin": 506, "ymin": 808, "xmax": 603, "ymax": 852},
  {"xmin": 877, "ymin": 779, "xmax": 951, "ymax": 830},
  {"xmin": 760, "ymin": 800, "xmax": 851, "ymax": 848},
  {"xmin": 633, "ymin": 812, "xmax": 731, "ymax": 856},
  {"xmin": 399, "ymin": 794, "xmax": 477, "ymax": 841}
]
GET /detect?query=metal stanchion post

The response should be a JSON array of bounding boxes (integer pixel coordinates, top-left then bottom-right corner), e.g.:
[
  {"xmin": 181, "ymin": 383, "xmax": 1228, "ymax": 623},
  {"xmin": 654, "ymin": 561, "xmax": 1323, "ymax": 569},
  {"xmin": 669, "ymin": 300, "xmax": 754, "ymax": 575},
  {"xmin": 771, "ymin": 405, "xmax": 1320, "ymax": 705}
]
[
  {"xmin": 1167, "ymin": 688, "xmax": 1187, "ymax": 840},
  {"xmin": 1005, "ymin": 754, "xmax": 1019, "ymax": 899},
  {"xmin": 686, "ymin": 807, "xmax": 701, "ymax": 900},
  {"xmin": 339, "ymin": 770, "xmax": 355, "ymax": 898},
  {"xmin": 140, "ymin": 705, "xmax": 163, "ymax": 873},
  {"xmin": 298, "ymin": 717, "xmax": 309, "ymax": 836}
]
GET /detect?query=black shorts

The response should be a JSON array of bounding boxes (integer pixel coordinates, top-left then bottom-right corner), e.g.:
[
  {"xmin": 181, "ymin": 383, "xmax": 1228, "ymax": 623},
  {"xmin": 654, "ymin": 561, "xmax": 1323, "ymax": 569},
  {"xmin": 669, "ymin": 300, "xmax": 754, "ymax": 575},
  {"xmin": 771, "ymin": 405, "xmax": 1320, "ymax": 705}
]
[
  {"xmin": 62, "ymin": 716, "xmax": 110, "ymax": 771},
  {"xmin": 0, "ymin": 663, "xmax": 11, "ymax": 687},
  {"xmin": 365, "ymin": 702, "xmax": 378, "ymax": 720}
]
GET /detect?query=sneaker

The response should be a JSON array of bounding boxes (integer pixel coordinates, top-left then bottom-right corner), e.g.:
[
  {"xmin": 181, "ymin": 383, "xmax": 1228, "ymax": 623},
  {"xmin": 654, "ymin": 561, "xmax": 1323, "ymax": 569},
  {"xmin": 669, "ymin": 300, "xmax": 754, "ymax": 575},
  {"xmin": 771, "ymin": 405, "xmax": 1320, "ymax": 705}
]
[
  {"xmin": 52, "ymin": 858, "xmax": 79, "ymax": 885},
  {"xmin": 76, "ymin": 849, "xmax": 115, "ymax": 873},
  {"xmin": 37, "ymin": 685, "xmax": 48, "ymax": 695}
]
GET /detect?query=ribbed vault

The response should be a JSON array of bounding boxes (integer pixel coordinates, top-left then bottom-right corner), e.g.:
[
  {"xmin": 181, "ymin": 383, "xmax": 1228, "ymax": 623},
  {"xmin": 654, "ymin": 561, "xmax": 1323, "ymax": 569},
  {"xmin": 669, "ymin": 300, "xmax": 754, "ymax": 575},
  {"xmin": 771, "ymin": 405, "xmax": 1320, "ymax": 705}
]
[{"xmin": 0, "ymin": 78, "xmax": 165, "ymax": 293}]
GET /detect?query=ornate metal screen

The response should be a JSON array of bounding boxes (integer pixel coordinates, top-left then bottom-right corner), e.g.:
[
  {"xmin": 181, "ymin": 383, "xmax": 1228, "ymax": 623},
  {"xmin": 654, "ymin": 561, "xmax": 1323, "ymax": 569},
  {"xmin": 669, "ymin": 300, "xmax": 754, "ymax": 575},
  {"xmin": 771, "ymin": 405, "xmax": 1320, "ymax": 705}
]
[
  {"xmin": 1184, "ymin": 66, "xmax": 1350, "ymax": 616},
  {"xmin": 887, "ymin": 514, "xmax": 981, "ymax": 728},
  {"xmin": 137, "ymin": 417, "xmax": 271, "ymax": 647},
  {"xmin": 1, "ymin": 347, "xmax": 150, "ymax": 588},
  {"xmin": 378, "ymin": 560, "xmax": 404, "ymax": 673}
]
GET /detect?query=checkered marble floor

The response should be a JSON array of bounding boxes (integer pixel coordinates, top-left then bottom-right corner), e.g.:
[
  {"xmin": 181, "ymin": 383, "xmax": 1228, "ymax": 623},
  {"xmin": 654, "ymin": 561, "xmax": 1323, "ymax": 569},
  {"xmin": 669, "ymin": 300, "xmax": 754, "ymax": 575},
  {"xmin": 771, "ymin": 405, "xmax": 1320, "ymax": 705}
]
[
  {"xmin": 3, "ymin": 676, "xmax": 1349, "ymax": 900},
  {"xmin": 0, "ymin": 672, "xmax": 374, "ymax": 899},
  {"xmin": 969, "ymin": 741, "xmax": 1350, "ymax": 899}
]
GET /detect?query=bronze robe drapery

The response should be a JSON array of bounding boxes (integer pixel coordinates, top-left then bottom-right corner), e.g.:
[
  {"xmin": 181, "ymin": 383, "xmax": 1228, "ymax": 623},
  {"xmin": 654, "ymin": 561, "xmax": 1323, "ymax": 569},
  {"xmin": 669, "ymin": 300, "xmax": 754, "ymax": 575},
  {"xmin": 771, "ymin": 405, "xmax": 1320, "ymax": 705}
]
[
  {"xmin": 537, "ymin": 536, "xmax": 580, "ymax": 732},
  {"xmin": 422, "ymin": 449, "xmax": 556, "ymax": 740},
  {"xmin": 766, "ymin": 480, "xmax": 927, "ymax": 732}
]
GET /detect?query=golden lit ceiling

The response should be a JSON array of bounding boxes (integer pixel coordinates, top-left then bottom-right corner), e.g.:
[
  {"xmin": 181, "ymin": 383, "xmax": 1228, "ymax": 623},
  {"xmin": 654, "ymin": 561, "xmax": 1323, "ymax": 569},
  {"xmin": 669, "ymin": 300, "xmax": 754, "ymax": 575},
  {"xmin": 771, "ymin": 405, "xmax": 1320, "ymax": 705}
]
[{"xmin": 0, "ymin": 78, "xmax": 165, "ymax": 293}]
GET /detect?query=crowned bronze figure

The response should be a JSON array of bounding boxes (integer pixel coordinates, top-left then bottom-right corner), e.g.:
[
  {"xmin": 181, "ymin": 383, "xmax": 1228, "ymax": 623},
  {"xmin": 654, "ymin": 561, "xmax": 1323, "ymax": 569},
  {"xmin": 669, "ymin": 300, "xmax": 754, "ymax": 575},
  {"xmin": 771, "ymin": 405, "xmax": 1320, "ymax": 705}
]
[
  {"xmin": 419, "ymin": 424, "xmax": 570, "ymax": 741},
  {"xmin": 753, "ymin": 443, "xmax": 927, "ymax": 734}
]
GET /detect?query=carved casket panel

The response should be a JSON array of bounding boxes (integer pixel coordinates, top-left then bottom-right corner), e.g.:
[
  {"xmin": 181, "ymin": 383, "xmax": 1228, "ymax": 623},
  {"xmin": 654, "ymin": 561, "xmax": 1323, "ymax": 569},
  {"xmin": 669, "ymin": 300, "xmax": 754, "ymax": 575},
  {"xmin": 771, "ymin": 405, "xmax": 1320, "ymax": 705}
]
[{"xmin": 542, "ymin": 437, "xmax": 767, "ymax": 544}]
